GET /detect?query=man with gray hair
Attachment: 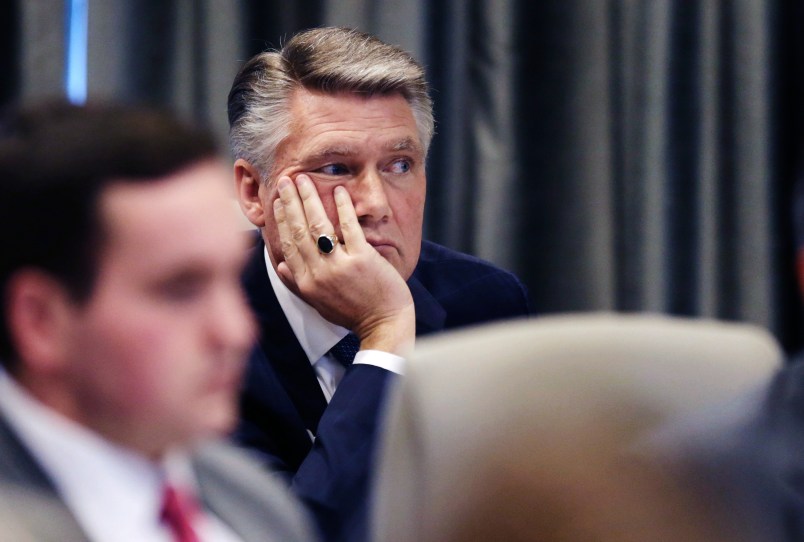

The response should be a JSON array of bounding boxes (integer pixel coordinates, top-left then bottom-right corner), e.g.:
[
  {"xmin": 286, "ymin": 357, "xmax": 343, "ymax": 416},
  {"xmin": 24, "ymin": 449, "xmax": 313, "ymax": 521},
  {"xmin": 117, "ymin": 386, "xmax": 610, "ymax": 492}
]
[{"xmin": 227, "ymin": 27, "xmax": 531, "ymax": 541}]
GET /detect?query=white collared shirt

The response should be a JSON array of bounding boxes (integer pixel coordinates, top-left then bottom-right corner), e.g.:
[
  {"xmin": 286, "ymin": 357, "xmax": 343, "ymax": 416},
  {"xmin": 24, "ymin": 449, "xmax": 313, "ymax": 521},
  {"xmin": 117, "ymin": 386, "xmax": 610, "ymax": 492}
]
[
  {"xmin": 0, "ymin": 370, "xmax": 241, "ymax": 542},
  {"xmin": 263, "ymin": 246, "xmax": 405, "ymax": 401}
]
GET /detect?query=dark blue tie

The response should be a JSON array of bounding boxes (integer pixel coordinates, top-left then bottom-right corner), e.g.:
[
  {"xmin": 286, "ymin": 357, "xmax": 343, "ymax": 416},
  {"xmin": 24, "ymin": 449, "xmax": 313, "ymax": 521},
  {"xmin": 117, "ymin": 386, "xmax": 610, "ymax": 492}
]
[{"xmin": 329, "ymin": 333, "xmax": 360, "ymax": 367}]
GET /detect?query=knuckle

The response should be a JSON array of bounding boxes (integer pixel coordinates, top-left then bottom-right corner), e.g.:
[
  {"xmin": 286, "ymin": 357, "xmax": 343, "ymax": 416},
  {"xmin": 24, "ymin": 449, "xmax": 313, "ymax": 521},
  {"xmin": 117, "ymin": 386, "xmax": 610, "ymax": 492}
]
[
  {"xmin": 308, "ymin": 220, "xmax": 328, "ymax": 236},
  {"xmin": 339, "ymin": 216, "xmax": 357, "ymax": 232},
  {"xmin": 280, "ymin": 239, "xmax": 297, "ymax": 257},
  {"xmin": 290, "ymin": 225, "xmax": 308, "ymax": 242}
]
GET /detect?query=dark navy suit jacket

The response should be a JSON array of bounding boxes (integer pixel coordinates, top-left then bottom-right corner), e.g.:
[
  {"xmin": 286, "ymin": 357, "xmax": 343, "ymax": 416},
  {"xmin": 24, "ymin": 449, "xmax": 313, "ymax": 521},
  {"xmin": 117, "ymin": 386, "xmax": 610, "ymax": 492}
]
[
  {"xmin": 741, "ymin": 357, "xmax": 804, "ymax": 542},
  {"xmin": 235, "ymin": 238, "xmax": 531, "ymax": 541}
]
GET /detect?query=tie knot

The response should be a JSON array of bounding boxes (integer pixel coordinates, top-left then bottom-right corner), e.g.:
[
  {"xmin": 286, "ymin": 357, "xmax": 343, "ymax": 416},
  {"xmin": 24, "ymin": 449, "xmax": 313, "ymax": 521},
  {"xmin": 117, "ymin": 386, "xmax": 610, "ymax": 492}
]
[
  {"xmin": 161, "ymin": 484, "xmax": 200, "ymax": 542},
  {"xmin": 330, "ymin": 333, "xmax": 361, "ymax": 367}
]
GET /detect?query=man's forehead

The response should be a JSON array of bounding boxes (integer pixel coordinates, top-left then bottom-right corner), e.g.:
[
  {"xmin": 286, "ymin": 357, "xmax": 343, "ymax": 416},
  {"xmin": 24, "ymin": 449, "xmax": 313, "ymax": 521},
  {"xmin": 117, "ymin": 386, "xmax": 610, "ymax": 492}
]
[
  {"xmin": 279, "ymin": 89, "xmax": 424, "ymax": 167},
  {"xmin": 96, "ymin": 168, "xmax": 243, "ymax": 261}
]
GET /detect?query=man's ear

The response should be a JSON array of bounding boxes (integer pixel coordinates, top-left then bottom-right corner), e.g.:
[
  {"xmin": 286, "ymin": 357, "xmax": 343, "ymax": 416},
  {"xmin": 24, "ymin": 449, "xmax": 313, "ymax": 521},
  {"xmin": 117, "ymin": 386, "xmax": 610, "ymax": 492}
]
[
  {"xmin": 5, "ymin": 270, "xmax": 76, "ymax": 375},
  {"xmin": 234, "ymin": 159, "xmax": 267, "ymax": 228}
]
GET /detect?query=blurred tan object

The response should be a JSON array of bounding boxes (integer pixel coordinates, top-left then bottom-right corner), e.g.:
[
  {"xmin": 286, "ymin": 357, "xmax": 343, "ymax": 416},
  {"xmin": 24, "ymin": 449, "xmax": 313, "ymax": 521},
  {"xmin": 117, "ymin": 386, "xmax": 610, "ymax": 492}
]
[
  {"xmin": 371, "ymin": 313, "xmax": 783, "ymax": 542},
  {"xmin": 0, "ymin": 485, "xmax": 62, "ymax": 541}
]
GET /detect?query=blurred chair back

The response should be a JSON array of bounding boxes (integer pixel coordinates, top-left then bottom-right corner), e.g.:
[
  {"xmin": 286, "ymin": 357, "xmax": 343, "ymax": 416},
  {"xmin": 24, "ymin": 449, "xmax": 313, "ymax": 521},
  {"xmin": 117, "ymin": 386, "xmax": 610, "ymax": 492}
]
[{"xmin": 370, "ymin": 313, "xmax": 783, "ymax": 542}]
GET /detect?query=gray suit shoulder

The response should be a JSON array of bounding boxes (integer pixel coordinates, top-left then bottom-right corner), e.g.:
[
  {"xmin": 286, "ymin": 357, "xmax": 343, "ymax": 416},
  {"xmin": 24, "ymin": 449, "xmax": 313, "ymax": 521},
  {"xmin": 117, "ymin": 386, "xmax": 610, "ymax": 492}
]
[{"xmin": 193, "ymin": 440, "xmax": 319, "ymax": 542}]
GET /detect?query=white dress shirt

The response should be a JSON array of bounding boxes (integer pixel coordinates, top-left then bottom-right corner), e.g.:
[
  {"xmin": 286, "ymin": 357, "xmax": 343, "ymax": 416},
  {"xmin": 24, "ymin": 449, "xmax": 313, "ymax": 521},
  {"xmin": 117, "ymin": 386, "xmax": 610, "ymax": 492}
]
[
  {"xmin": 263, "ymin": 247, "xmax": 405, "ymax": 402},
  {"xmin": 0, "ymin": 370, "xmax": 241, "ymax": 542}
]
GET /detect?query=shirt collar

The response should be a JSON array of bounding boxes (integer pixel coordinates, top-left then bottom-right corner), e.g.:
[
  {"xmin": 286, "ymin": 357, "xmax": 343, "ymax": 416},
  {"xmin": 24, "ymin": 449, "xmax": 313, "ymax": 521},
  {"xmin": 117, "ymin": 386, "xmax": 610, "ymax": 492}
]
[{"xmin": 263, "ymin": 245, "xmax": 348, "ymax": 364}]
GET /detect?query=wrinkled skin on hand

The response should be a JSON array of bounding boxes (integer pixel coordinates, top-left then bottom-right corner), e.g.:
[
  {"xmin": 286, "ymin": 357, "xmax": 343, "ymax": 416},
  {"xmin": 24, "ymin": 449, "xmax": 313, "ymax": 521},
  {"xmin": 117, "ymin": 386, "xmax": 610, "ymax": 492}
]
[{"xmin": 273, "ymin": 174, "xmax": 415, "ymax": 355}]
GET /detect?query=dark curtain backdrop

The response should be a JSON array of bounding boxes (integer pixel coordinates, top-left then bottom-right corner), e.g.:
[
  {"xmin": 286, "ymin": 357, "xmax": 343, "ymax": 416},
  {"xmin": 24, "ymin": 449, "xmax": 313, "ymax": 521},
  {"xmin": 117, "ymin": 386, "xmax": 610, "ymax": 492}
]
[
  {"xmin": 5, "ymin": 0, "xmax": 803, "ymax": 352},
  {"xmin": 0, "ymin": 2, "xmax": 19, "ymax": 106}
]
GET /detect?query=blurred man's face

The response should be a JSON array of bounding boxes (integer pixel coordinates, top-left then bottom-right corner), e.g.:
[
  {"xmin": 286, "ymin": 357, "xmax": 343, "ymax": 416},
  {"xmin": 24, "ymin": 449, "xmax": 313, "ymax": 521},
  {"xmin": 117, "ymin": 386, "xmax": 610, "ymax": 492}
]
[
  {"xmin": 61, "ymin": 161, "xmax": 255, "ymax": 457},
  {"xmin": 259, "ymin": 89, "xmax": 426, "ymax": 281}
]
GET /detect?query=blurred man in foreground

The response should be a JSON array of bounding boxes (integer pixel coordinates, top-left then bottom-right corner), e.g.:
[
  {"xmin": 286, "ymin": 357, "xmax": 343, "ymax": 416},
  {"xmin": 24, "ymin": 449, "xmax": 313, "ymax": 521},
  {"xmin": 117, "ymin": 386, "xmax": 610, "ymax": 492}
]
[{"xmin": 0, "ymin": 102, "xmax": 315, "ymax": 541}]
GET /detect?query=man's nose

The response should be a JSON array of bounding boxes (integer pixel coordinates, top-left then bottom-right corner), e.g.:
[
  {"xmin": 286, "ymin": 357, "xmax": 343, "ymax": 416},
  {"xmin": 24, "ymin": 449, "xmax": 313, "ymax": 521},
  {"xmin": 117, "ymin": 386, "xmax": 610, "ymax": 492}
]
[
  {"xmin": 208, "ymin": 285, "xmax": 257, "ymax": 354},
  {"xmin": 351, "ymin": 169, "xmax": 391, "ymax": 224}
]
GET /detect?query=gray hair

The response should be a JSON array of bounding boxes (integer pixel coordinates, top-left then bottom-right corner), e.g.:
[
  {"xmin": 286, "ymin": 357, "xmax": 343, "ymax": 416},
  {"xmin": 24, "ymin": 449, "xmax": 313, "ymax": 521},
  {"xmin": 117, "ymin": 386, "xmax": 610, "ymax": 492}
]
[{"xmin": 227, "ymin": 27, "xmax": 434, "ymax": 182}]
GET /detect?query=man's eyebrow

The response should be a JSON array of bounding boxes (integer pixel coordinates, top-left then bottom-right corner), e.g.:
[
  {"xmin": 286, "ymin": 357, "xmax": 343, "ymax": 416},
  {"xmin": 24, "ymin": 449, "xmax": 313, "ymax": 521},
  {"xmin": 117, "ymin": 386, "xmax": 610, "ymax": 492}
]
[
  {"xmin": 306, "ymin": 138, "xmax": 422, "ymax": 162},
  {"xmin": 386, "ymin": 137, "xmax": 422, "ymax": 154},
  {"xmin": 308, "ymin": 145, "xmax": 356, "ymax": 161}
]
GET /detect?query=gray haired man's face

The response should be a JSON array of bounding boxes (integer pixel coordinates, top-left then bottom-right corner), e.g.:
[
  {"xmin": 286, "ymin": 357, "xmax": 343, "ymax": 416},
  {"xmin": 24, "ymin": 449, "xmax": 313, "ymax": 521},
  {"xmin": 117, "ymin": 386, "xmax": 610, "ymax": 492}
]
[{"xmin": 261, "ymin": 89, "xmax": 427, "ymax": 281}]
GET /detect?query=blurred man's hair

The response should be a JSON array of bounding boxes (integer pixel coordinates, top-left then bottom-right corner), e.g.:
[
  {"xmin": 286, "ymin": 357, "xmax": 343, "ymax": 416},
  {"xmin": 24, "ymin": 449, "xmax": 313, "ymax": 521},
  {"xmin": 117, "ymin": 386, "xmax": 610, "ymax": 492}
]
[
  {"xmin": 227, "ymin": 26, "xmax": 434, "ymax": 182},
  {"xmin": 0, "ymin": 101, "xmax": 218, "ymax": 364}
]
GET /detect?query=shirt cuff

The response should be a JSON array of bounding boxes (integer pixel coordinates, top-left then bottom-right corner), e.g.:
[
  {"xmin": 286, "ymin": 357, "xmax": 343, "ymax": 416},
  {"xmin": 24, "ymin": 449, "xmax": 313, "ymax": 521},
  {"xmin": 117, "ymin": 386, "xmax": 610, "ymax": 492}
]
[{"xmin": 353, "ymin": 350, "xmax": 406, "ymax": 375}]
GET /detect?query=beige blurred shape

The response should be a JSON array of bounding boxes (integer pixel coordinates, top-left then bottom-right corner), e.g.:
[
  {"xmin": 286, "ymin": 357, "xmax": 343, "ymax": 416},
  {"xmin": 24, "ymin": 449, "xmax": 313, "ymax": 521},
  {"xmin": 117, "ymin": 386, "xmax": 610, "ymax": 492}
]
[
  {"xmin": 0, "ymin": 484, "xmax": 72, "ymax": 542},
  {"xmin": 371, "ymin": 313, "xmax": 783, "ymax": 542}
]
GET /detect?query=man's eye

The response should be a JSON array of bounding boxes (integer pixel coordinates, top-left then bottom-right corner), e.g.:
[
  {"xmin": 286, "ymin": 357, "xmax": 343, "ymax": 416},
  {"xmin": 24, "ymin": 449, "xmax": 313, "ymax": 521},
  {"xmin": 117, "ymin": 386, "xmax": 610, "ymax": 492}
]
[
  {"xmin": 317, "ymin": 163, "xmax": 349, "ymax": 175},
  {"xmin": 388, "ymin": 159, "xmax": 411, "ymax": 174},
  {"xmin": 156, "ymin": 278, "xmax": 205, "ymax": 302}
]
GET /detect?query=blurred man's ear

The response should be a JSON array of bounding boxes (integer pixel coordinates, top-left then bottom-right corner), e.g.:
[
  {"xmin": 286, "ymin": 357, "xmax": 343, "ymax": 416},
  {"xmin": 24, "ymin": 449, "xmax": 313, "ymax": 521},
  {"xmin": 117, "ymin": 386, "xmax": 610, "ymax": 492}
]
[
  {"xmin": 5, "ymin": 270, "xmax": 75, "ymax": 375},
  {"xmin": 234, "ymin": 159, "xmax": 267, "ymax": 228}
]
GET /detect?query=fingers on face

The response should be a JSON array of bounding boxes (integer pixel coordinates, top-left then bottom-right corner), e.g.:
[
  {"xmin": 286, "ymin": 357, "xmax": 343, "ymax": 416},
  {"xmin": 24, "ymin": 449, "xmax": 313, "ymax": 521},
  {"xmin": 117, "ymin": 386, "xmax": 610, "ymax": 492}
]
[
  {"xmin": 296, "ymin": 175, "xmax": 335, "ymax": 240},
  {"xmin": 276, "ymin": 175, "xmax": 338, "ymax": 262},
  {"xmin": 334, "ymin": 185, "xmax": 365, "ymax": 250},
  {"xmin": 274, "ymin": 195, "xmax": 304, "ymax": 273}
]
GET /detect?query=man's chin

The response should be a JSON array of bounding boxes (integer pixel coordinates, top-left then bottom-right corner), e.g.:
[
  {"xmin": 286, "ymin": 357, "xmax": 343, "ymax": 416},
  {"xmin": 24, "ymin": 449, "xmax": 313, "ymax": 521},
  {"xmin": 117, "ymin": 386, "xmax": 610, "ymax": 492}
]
[
  {"xmin": 373, "ymin": 245, "xmax": 409, "ymax": 275},
  {"xmin": 194, "ymin": 403, "xmax": 239, "ymax": 440}
]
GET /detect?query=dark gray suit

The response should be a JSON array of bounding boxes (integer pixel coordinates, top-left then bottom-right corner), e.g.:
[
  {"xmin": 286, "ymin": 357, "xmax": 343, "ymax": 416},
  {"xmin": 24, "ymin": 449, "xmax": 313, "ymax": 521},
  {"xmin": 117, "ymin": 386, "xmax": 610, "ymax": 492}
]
[{"xmin": 0, "ymin": 413, "xmax": 317, "ymax": 542}]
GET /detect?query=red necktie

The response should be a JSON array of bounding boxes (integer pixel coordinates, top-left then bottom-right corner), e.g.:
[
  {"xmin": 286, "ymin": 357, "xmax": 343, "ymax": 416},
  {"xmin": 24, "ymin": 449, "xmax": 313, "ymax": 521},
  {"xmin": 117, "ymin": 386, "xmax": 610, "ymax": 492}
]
[{"xmin": 160, "ymin": 484, "xmax": 201, "ymax": 542}]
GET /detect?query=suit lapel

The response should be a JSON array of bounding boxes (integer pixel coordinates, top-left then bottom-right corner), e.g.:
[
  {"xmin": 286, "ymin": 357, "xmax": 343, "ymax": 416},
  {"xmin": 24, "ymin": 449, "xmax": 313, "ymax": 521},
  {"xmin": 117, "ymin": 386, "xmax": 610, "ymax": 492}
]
[
  {"xmin": 0, "ymin": 414, "xmax": 90, "ymax": 542},
  {"xmin": 193, "ymin": 445, "xmax": 268, "ymax": 542},
  {"xmin": 242, "ymin": 242, "xmax": 329, "ymax": 433},
  {"xmin": 192, "ymin": 442, "xmax": 315, "ymax": 542},
  {"xmin": 407, "ymin": 274, "xmax": 447, "ymax": 336}
]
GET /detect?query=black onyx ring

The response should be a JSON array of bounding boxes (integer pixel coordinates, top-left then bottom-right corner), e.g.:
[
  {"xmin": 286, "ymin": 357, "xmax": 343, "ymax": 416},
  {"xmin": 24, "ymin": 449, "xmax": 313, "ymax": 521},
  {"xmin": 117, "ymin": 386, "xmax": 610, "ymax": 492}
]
[{"xmin": 316, "ymin": 234, "xmax": 338, "ymax": 255}]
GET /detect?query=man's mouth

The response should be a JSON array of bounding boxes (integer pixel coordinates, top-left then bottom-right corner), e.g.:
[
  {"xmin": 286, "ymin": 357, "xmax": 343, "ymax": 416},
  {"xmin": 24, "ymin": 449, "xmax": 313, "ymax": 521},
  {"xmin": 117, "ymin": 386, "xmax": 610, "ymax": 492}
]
[{"xmin": 366, "ymin": 239, "xmax": 397, "ymax": 257}]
